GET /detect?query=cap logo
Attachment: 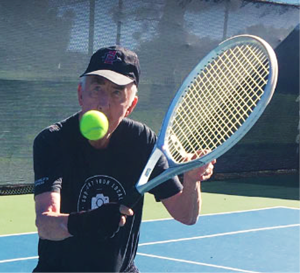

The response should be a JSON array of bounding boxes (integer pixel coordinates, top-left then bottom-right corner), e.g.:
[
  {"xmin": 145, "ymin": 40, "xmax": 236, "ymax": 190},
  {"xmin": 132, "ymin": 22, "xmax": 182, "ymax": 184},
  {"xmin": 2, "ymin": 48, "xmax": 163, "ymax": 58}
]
[{"xmin": 103, "ymin": 50, "xmax": 117, "ymax": 65}]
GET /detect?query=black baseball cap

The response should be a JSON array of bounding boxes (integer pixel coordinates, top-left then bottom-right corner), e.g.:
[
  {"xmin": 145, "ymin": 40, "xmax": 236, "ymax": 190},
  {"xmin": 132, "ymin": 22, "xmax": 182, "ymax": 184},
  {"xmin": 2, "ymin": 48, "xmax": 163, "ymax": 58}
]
[{"xmin": 81, "ymin": 46, "xmax": 141, "ymax": 87}]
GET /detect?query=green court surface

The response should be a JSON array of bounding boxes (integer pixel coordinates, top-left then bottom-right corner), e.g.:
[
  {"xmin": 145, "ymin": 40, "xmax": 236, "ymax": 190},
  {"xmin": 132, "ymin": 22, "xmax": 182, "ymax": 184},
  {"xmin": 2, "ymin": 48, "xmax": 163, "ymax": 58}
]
[{"xmin": 0, "ymin": 174, "xmax": 299, "ymax": 235}]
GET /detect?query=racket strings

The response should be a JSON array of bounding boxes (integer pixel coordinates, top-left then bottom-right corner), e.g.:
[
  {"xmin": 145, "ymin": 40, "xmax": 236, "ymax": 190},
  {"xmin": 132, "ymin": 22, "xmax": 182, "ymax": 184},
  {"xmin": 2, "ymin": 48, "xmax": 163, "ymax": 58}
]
[
  {"xmin": 196, "ymin": 46, "xmax": 268, "ymax": 141},
  {"xmin": 167, "ymin": 43, "xmax": 270, "ymax": 164},
  {"xmin": 208, "ymin": 46, "xmax": 268, "ymax": 123},
  {"xmin": 180, "ymin": 46, "xmax": 266, "ymax": 144}
]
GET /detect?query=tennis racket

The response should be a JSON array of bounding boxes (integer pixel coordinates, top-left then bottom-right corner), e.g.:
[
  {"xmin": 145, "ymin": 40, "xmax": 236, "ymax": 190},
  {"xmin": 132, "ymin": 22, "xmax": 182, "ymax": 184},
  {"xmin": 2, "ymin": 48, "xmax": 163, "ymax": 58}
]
[{"xmin": 122, "ymin": 34, "xmax": 278, "ymax": 208}]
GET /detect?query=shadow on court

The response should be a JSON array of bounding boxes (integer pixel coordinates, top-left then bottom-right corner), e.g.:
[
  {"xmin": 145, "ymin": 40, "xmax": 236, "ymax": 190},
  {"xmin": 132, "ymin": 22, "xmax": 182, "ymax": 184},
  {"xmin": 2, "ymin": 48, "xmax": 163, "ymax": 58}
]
[{"xmin": 202, "ymin": 173, "xmax": 299, "ymax": 200}]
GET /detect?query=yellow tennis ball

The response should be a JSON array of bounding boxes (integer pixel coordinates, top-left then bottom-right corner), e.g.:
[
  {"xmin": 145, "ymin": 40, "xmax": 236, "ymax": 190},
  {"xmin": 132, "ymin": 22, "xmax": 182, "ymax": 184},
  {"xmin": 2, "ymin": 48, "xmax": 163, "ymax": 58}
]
[{"xmin": 80, "ymin": 110, "xmax": 109, "ymax": 140}]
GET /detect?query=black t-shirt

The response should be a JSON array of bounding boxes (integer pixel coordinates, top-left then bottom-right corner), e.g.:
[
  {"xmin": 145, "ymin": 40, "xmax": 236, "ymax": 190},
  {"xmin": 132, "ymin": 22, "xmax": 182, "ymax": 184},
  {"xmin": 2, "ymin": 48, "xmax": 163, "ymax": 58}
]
[{"xmin": 33, "ymin": 113, "xmax": 183, "ymax": 272}]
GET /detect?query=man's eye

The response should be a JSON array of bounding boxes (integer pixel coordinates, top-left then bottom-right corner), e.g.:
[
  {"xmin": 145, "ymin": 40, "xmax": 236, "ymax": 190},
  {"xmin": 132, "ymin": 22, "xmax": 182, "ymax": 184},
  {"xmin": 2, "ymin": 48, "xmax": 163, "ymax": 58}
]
[
  {"xmin": 90, "ymin": 86, "xmax": 101, "ymax": 97},
  {"xmin": 93, "ymin": 86, "xmax": 101, "ymax": 92},
  {"xmin": 113, "ymin": 90, "xmax": 121, "ymax": 96}
]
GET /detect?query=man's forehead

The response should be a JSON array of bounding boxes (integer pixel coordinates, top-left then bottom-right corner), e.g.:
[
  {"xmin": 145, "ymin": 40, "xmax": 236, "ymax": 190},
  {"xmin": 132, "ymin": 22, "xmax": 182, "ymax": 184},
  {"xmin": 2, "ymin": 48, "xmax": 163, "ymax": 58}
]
[{"xmin": 87, "ymin": 75, "xmax": 125, "ymax": 89}]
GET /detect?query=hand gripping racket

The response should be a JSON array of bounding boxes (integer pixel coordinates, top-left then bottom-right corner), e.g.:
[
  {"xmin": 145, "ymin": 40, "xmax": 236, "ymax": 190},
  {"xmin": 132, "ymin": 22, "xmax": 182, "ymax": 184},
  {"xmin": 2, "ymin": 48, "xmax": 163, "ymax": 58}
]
[{"xmin": 122, "ymin": 35, "xmax": 278, "ymax": 208}]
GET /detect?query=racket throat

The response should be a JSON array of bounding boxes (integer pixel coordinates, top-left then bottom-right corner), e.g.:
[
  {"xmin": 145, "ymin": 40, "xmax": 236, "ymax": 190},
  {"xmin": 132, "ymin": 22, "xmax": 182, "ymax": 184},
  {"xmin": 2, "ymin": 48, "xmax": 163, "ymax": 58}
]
[{"xmin": 135, "ymin": 148, "xmax": 163, "ymax": 189}]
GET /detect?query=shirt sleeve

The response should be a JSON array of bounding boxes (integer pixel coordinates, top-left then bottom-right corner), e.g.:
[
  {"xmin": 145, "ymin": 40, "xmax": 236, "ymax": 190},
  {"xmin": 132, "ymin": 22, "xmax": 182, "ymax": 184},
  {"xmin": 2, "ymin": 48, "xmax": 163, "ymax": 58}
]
[
  {"xmin": 33, "ymin": 125, "xmax": 63, "ymax": 196},
  {"xmin": 149, "ymin": 154, "xmax": 183, "ymax": 201}
]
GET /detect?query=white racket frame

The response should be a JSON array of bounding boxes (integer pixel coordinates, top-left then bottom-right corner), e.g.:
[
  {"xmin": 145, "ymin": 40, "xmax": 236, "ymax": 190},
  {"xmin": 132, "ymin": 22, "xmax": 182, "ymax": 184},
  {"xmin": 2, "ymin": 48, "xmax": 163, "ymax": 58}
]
[{"xmin": 134, "ymin": 35, "xmax": 278, "ymax": 195}]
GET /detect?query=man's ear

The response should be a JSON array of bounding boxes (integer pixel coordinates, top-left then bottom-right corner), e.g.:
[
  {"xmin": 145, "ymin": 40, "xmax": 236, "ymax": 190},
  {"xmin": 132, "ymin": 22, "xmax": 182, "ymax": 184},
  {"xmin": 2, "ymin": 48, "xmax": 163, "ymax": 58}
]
[
  {"xmin": 77, "ymin": 83, "xmax": 83, "ymax": 106},
  {"xmin": 125, "ymin": 96, "xmax": 138, "ymax": 117}
]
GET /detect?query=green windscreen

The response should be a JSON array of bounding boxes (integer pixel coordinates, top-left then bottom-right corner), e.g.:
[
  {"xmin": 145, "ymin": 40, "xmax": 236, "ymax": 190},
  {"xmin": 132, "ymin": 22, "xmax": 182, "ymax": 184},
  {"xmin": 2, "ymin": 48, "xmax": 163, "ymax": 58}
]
[{"xmin": 0, "ymin": 0, "xmax": 299, "ymax": 194}]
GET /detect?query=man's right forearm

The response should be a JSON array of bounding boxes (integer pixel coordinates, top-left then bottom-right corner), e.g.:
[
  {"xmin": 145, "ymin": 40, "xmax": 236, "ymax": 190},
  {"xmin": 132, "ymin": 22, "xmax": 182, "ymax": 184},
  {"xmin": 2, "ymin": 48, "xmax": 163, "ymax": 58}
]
[
  {"xmin": 36, "ymin": 212, "xmax": 72, "ymax": 241},
  {"xmin": 34, "ymin": 190, "xmax": 130, "ymax": 241},
  {"xmin": 36, "ymin": 204, "xmax": 125, "ymax": 241}
]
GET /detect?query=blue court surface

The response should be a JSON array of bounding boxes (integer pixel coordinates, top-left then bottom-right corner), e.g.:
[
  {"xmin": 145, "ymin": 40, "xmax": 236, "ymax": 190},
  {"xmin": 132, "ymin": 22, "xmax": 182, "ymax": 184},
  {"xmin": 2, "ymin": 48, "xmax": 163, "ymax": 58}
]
[{"xmin": 0, "ymin": 207, "xmax": 299, "ymax": 272}]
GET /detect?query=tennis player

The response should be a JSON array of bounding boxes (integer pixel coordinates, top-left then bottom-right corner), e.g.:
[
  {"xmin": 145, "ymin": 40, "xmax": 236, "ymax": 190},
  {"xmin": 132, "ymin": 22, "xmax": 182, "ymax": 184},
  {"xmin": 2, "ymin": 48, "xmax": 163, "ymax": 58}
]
[{"xmin": 33, "ymin": 46, "xmax": 216, "ymax": 272}]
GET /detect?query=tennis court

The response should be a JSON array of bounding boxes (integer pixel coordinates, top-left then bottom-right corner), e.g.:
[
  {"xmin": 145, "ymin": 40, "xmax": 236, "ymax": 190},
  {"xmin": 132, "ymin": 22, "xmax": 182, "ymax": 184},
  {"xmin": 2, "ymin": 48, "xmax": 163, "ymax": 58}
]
[
  {"xmin": 0, "ymin": 206, "xmax": 299, "ymax": 272},
  {"xmin": 1, "ymin": 173, "xmax": 299, "ymax": 272}
]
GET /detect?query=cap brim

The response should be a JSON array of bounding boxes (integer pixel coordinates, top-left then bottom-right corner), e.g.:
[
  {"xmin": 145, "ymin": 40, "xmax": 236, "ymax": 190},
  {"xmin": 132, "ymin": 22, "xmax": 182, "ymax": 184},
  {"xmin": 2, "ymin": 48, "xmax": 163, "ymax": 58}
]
[{"xmin": 83, "ymin": 70, "xmax": 134, "ymax": 86}]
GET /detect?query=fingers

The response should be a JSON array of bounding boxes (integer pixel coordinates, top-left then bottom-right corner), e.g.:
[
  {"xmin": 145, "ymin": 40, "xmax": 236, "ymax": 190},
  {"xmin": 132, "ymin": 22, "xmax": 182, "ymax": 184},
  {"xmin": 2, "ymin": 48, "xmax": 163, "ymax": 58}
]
[
  {"xmin": 119, "ymin": 205, "xmax": 134, "ymax": 216},
  {"xmin": 119, "ymin": 205, "xmax": 134, "ymax": 227},
  {"xmin": 119, "ymin": 216, "xmax": 127, "ymax": 227},
  {"xmin": 200, "ymin": 162, "xmax": 215, "ymax": 181},
  {"xmin": 186, "ymin": 149, "xmax": 216, "ymax": 163},
  {"xmin": 195, "ymin": 150, "xmax": 217, "ymax": 174},
  {"xmin": 184, "ymin": 150, "xmax": 216, "ymax": 182}
]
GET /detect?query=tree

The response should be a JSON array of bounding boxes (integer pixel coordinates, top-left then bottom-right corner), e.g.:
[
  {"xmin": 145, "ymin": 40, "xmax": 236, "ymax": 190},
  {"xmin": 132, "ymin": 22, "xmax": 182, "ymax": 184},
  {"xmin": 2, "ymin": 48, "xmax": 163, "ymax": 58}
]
[{"xmin": 0, "ymin": 0, "xmax": 75, "ymax": 77}]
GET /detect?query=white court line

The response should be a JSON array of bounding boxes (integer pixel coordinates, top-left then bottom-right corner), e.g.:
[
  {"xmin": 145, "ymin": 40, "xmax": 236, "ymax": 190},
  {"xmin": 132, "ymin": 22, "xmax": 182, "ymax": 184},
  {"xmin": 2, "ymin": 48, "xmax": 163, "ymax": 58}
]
[
  {"xmin": 0, "ymin": 231, "xmax": 37, "ymax": 238},
  {"xmin": 0, "ymin": 206, "xmax": 298, "ymax": 237},
  {"xmin": 138, "ymin": 223, "xmax": 300, "ymax": 246},
  {"xmin": 137, "ymin": 252, "xmax": 261, "ymax": 273},
  {"xmin": 143, "ymin": 206, "xmax": 299, "ymax": 222},
  {"xmin": 0, "ymin": 256, "xmax": 38, "ymax": 264},
  {"xmin": 279, "ymin": 206, "xmax": 300, "ymax": 211},
  {"xmin": 0, "ymin": 207, "xmax": 297, "ymax": 236}
]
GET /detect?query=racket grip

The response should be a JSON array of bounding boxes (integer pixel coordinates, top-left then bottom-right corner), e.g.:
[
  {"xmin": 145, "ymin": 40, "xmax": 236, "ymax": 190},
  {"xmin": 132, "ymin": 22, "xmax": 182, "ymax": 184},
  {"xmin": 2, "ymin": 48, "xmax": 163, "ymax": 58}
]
[{"xmin": 121, "ymin": 187, "xmax": 143, "ymax": 209}]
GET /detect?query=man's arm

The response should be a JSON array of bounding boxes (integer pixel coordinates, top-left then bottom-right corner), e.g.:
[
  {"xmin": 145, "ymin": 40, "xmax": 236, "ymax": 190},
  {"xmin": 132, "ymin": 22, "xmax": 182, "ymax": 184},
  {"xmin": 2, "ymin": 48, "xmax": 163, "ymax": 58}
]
[
  {"xmin": 161, "ymin": 159, "xmax": 216, "ymax": 225},
  {"xmin": 35, "ymin": 192, "xmax": 133, "ymax": 241},
  {"xmin": 35, "ymin": 192, "xmax": 71, "ymax": 241}
]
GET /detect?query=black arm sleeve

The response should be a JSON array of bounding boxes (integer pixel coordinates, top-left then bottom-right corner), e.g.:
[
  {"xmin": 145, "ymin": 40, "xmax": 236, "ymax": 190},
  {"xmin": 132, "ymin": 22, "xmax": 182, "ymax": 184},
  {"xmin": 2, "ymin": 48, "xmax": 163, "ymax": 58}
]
[
  {"xmin": 67, "ymin": 203, "xmax": 122, "ymax": 240},
  {"xmin": 149, "ymin": 154, "xmax": 183, "ymax": 201},
  {"xmin": 33, "ymin": 125, "xmax": 63, "ymax": 196}
]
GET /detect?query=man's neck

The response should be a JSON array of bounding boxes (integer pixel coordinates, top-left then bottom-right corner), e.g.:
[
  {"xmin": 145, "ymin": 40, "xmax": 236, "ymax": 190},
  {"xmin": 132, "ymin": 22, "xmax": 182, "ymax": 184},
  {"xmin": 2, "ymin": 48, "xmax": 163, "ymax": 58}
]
[{"xmin": 88, "ymin": 135, "xmax": 110, "ymax": 149}]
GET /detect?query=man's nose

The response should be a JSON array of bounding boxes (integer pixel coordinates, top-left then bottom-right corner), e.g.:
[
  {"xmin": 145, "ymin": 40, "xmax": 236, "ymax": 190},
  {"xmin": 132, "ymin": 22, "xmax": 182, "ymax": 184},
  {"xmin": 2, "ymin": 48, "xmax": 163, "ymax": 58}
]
[{"xmin": 97, "ymin": 90, "xmax": 110, "ymax": 110}]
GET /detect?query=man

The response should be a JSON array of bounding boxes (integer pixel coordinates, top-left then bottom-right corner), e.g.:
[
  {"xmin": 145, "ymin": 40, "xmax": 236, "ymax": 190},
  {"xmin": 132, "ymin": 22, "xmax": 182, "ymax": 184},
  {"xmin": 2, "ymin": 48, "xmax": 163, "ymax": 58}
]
[{"xmin": 33, "ymin": 46, "xmax": 216, "ymax": 272}]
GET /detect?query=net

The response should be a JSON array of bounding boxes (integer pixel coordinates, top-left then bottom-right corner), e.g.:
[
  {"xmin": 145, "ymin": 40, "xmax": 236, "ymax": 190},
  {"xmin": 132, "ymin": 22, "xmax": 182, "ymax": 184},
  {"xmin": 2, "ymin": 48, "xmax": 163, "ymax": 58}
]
[{"xmin": 0, "ymin": 0, "xmax": 299, "ymax": 195}]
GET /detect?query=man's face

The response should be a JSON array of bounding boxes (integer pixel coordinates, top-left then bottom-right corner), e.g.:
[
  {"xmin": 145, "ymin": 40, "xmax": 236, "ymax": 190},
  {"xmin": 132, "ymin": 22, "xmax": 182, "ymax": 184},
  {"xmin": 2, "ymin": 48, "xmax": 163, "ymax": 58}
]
[{"xmin": 78, "ymin": 75, "xmax": 138, "ymax": 139}]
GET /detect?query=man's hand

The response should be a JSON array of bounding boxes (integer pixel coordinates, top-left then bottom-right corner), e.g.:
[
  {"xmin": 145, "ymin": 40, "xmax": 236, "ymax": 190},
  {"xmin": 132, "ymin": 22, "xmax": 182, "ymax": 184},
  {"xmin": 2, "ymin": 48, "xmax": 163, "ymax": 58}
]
[
  {"xmin": 119, "ymin": 205, "xmax": 134, "ymax": 226},
  {"xmin": 184, "ymin": 150, "xmax": 216, "ymax": 182},
  {"xmin": 67, "ymin": 203, "xmax": 134, "ymax": 240}
]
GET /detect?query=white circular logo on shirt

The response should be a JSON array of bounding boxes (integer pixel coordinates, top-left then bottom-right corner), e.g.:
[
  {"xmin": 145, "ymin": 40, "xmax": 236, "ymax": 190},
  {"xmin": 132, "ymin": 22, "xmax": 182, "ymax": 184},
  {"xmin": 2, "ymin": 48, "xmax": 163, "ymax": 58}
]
[{"xmin": 77, "ymin": 175, "xmax": 126, "ymax": 211}]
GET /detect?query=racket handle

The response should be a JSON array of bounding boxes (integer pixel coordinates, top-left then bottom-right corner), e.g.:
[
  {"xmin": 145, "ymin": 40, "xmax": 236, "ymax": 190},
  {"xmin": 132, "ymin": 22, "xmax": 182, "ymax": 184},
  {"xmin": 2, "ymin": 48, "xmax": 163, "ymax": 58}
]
[{"xmin": 121, "ymin": 187, "xmax": 143, "ymax": 209}]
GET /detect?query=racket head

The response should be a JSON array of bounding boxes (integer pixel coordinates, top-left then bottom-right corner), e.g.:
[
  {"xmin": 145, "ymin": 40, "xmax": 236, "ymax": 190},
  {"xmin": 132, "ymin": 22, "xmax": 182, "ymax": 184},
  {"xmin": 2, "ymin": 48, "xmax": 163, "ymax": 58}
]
[{"xmin": 156, "ymin": 35, "xmax": 278, "ymax": 168}]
